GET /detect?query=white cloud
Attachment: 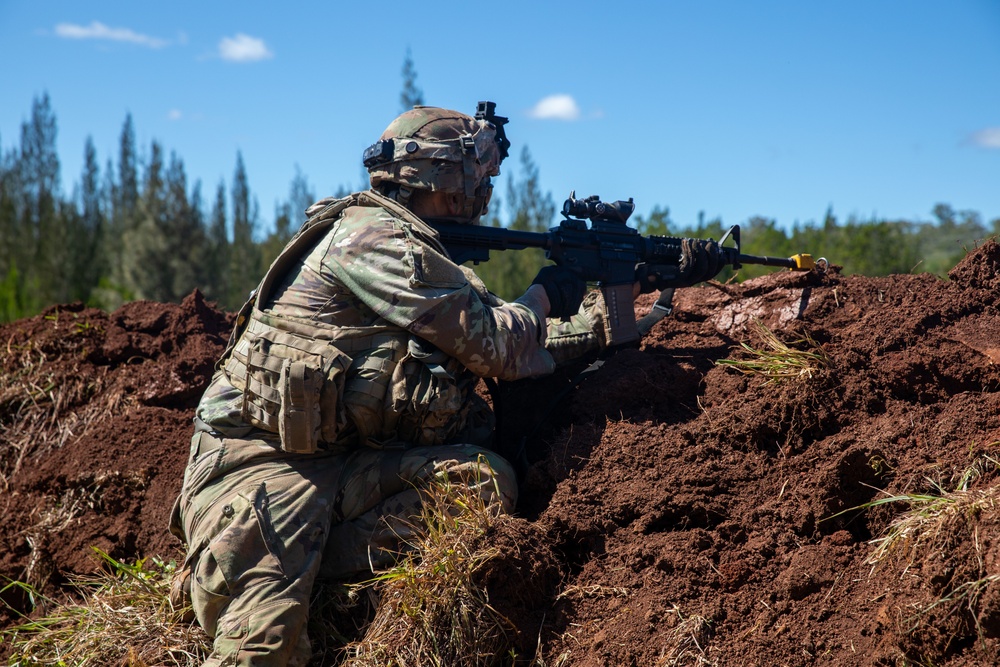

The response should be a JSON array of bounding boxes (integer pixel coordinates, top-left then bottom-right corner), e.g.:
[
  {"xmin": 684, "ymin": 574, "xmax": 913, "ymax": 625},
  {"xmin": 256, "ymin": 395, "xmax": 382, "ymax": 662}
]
[
  {"xmin": 528, "ymin": 94, "xmax": 582, "ymax": 121},
  {"xmin": 970, "ymin": 127, "xmax": 1000, "ymax": 149},
  {"xmin": 54, "ymin": 21, "xmax": 168, "ymax": 48},
  {"xmin": 218, "ymin": 33, "xmax": 273, "ymax": 62},
  {"xmin": 168, "ymin": 109, "xmax": 183, "ymax": 121}
]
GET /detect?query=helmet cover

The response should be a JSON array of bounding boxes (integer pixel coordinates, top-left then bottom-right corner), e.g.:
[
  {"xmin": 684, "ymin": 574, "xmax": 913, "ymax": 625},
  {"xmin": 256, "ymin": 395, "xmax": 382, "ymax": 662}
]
[{"xmin": 366, "ymin": 106, "xmax": 504, "ymax": 195}]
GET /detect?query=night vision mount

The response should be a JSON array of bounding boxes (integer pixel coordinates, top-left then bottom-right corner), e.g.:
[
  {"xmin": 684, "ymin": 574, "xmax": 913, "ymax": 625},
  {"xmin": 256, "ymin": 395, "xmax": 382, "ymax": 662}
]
[{"xmin": 475, "ymin": 101, "xmax": 511, "ymax": 162}]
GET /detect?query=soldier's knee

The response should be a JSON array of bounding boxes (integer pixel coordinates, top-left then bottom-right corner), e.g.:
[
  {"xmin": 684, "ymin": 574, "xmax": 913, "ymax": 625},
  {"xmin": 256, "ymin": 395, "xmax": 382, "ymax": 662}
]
[
  {"xmin": 190, "ymin": 483, "xmax": 287, "ymax": 636},
  {"xmin": 429, "ymin": 446, "xmax": 518, "ymax": 512},
  {"xmin": 204, "ymin": 598, "xmax": 312, "ymax": 667}
]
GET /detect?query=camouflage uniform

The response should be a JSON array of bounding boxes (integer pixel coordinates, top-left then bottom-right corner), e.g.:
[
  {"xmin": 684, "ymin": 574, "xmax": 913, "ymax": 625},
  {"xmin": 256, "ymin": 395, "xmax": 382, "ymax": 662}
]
[{"xmin": 170, "ymin": 189, "xmax": 606, "ymax": 666}]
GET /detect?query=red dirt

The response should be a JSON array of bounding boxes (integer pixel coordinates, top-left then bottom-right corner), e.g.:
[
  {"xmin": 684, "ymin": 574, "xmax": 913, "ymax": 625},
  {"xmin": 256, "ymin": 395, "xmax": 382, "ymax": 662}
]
[{"xmin": 2, "ymin": 243, "xmax": 999, "ymax": 666}]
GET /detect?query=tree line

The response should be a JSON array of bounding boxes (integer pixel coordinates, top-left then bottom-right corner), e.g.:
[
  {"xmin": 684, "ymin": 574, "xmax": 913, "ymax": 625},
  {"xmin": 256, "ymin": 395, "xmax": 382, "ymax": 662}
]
[{"xmin": 1, "ymin": 92, "xmax": 997, "ymax": 324}]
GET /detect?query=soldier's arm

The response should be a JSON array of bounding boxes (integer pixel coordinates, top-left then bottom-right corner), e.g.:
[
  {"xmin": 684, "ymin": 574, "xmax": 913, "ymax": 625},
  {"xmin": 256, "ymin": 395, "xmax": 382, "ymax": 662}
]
[{"xmin": 326, "ymin": 214, "xmax": 556, "ymax": 380}]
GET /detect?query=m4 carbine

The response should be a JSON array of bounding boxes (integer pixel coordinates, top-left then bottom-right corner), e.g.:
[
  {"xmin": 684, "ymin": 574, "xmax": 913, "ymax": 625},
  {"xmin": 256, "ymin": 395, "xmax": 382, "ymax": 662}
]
[{"xmin": 430, "ymin": 193, "xmax": 817, "ymax": 347}]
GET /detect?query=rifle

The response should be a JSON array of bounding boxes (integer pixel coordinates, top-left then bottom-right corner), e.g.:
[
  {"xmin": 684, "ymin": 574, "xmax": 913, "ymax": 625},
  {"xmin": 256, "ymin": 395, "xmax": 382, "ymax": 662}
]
[{"xmin": 430, "ymin": 192, "xmax": 817, "ymax": 346}]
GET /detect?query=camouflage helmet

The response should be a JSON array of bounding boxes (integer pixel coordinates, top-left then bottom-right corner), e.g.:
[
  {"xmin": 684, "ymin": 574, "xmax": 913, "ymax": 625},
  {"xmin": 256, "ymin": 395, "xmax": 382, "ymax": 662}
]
[{"xmin": 364, "ymin": 102, "xmax": 510, "ymax": 220}]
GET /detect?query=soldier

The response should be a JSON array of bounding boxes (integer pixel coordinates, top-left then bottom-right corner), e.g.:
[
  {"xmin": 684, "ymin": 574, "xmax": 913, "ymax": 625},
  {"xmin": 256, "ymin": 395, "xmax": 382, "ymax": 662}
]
[{"xmin": 168, "ymin": 103, "xmax": 609, "ymax": 666}]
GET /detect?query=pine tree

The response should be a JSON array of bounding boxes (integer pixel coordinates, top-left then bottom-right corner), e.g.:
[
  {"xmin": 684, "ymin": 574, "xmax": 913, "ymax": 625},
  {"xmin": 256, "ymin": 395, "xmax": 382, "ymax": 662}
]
[
  {"xmin": 203, "ymin": 180, "xmax": 229, "ymax": 304},
  {"xmin": 227, "ymin": 152, "xmax": 260, "ymax": 308},
  {"xmin": 262, "ymin": 166, "xmax": 313, "ymax": 267},
  {"xmin": 400, "ymin": 48, "xmax": 425, "ymax": 112},
  {"xmin": 20, "ymin": 93, "xmax": 67, "ymax": 309},
  {"xmin": 287, "ymin": 164, "xmax": 316, "ymax": 224},
  {"xmin": 74, "ymin": 136, "xmax": 105, "ymax": 301},
  {"xmin": 0, "ymin": 134, "xmax": 18, "ymax": 276},
  {"xmin": 187, "ymin": 179, "xmax": 209, "ymax": 293},
  {"xmin": 164, "ymin": 152, "xmax": 209, "ymax": 300},
  {"xmin": 0, "ymin": 136, "xmax": 24, "ymax": 321},
  {"xmin": 102, "ymin": 113, "xmax": 140, "ymax": 303},
  {"xmin": 117, "ymin": 114, "xmax": 139, "ymax": 220},
  {"xmin": 19, "ymin": 94, "xmax": 60, "ymax": 208},
  {"xmin": 123, "ymin": 140, "xmax": 169, "ymax": 300}
]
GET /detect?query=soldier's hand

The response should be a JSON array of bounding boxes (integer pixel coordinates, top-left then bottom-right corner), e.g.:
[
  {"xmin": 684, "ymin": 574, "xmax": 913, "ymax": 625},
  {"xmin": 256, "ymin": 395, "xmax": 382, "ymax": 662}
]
[
  {"xmin": 679, "ymin": 238, "xmax": 724, "ymax": 285},
  {"xmin": 636, "ymin": 239, "xmax": 725, "ymax": 291},
  {"xmin": 635, "ymin": 263, "xmax": 679, "ymax": 293},
  {"xmin": 531, "ymin": 265, "xmax": 586, "ymax": 319}
]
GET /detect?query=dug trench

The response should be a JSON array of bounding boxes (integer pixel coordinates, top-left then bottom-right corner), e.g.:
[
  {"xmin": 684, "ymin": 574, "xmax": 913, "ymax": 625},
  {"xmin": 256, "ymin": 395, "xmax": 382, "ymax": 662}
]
[{"xmin": 1, "ymin": 242, "xmax": 999, "ymax": 665}]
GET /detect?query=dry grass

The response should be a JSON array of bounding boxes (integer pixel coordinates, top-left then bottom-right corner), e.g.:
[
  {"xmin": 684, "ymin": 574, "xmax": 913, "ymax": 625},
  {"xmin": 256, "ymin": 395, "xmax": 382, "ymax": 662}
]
[
  {"xmin": 853, "ymin": 454, "xmax": 1000, "ymax": 651},
  {"xmin": 865, "ymin": 456, "xmax": 1000, "ymax": 570},
  {"xmin": 2, "ymin": 548, "xmax": 210, "ymax": 666},
  {"xmin": 340, "ymin": 464, "xmax": 515, "ymax": 667},
  {"xmin": 655, "ymin": 606, "xmax": 717, "ymax": 667},
  {"xmin": 0, "ymin": 333, "xmax": 125, "ymax": 493},
  {"xmin": 716, "ymin": 318, "xmax": 828, "ymax": 384}
]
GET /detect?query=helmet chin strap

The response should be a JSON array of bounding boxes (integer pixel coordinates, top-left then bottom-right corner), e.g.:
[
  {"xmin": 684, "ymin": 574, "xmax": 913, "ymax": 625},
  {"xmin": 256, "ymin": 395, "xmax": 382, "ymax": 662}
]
[
  {"xmin": 460, "ymin": 134, "xmax": 480, "ymax": 220},
  {"xmin": 377, "ymin": 184, "xmax": 414, "ymax": 208},
  {"xmin": 396, "ymin": 185, "xmax": 414, "ymax": 208},
  {"xmin": 460, "ymin": 174, "xmax": 492, "ymax": 221},
  {"xmin": 425, "ymin": 188, "xmax": 491, "ymax": 225}
]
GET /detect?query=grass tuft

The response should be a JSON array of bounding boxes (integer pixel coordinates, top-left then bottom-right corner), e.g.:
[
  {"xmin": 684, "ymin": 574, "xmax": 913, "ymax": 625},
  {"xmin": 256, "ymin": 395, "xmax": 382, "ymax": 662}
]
[
  {"xmin": 2, "ymin": 548, "xmax": 210, "ymax": 666},
  {"xmin": 2, "ymin": 460, "xmax": 519, "ymax": 666},
  {"xmin": 832, "ymin": 454, "xmax": 1000, "ymax": 655},
  {"xmin": 863, "ymin": 456, "xmax": 1000, "ymax": 570},
  {"xmin": 716, "ymin": 318, "xmax": 828, "ymax": 384},
  {"xmin": 340, "ymin": 462, "xmax": 515, "ymax": 667},
  {"xmin": 655, "ymin": 605, "xmax": 717, "ymax": 666}
]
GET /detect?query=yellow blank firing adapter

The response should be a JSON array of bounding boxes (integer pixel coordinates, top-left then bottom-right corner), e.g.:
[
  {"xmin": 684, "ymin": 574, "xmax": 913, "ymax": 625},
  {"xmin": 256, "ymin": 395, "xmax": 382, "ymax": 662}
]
[{"xmin": 790, "ymin": 254, "xmax": 816, "ymax": 271}]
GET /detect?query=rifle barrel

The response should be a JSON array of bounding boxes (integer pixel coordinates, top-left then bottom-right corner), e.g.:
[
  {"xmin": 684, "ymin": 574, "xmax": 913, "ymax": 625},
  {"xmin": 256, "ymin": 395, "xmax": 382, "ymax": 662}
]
[{"xmin": 737, "ymin": 253, "xmax": 799, "ymax": 269}]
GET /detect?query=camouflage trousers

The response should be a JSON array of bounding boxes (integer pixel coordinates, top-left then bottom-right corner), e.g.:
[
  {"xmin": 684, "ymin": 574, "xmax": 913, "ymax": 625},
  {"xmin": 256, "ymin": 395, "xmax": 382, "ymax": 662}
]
[{"xmin": 169, "ymin": 427, "xmax": 517, "ymax": 667}]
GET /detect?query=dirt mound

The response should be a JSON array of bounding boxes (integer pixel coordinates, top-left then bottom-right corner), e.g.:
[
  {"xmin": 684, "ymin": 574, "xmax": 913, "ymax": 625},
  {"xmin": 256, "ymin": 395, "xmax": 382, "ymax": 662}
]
[
  {"xmin": 2, "ymin": 243, "xmax": 999, "ymax": 666},
  {"xmin": 0, "ymin": 291, "xmax": 231, "ymax": 629}
]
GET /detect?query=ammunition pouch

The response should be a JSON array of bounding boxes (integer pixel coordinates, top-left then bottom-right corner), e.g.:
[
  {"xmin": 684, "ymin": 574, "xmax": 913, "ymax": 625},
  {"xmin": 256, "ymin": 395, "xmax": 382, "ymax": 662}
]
[
  {"xmin": 224, "ymin": 314, "xmax": 352, "ymax": 454},
  {"xmin": 218, "ymin": 190, "xmax": 481, "ymax": 453},
  {"xmin": 391, "ymin": 338, "xmax": 477, "ymax": 447}
]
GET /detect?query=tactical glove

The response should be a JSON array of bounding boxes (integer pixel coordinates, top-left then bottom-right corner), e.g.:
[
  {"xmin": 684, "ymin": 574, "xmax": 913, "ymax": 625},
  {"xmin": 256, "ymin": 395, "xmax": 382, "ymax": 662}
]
[
  {"xmin": 635, "ymin": 239, "xmax": 725, "ymax": 291},
  {"xmin": 635, "ymin": 263, "xmax": 680, "ymax": 293},
  {"xmin": 680, "ymin": 238, "xmax": 724, "ymax": 284},
  {"xmin": 532, "ymin": 265, "xmax": 586, "ymax": 319}
]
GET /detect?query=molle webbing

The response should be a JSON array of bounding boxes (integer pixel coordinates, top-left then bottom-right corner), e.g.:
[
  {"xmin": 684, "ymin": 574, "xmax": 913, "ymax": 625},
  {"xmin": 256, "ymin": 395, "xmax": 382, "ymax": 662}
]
[
  {"xmin": 218, "ymin": 191, "xmax": 446, "ymax": 449},
  {"xmin": 224, "ymin": 311, "xmax": 409, "ymax": 442}
]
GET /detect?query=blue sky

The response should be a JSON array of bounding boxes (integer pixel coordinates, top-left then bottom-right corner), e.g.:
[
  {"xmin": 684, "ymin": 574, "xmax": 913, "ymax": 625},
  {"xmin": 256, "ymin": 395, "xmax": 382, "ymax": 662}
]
[{"xmin": 2, "ymin": 1, "xmax": 998, "ymax": 235}]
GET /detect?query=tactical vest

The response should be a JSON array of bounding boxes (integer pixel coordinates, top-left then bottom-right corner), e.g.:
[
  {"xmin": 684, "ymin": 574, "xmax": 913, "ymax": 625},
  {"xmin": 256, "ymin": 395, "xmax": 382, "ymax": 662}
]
[{"xmin": 221, "ymin": 191, "xmax": 475, "ymax": 453}]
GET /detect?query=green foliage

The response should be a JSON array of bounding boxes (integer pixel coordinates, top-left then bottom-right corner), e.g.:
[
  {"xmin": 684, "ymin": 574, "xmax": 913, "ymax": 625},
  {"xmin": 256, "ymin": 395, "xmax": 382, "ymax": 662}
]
[
  {"xmin": 203, "ymin": 180, "xmax": 230, "ymax": 305},
  {"xmin": 226, "ymin": 151, "xmax": 262, "ymax": 309},
  {"xmin": 0, "ymin": 92, "xmax": 995, "ymax": 323},
  {"xmin": 472, "ymin": 147, "xmax": 554, "ymax": 301},
  {"xmin": 0, "ymin": 264, "xmax": 28, "ymax": 322},
  {"xmin": 261, "ymin": 164, "xmax": 313, "ymax": 269},
  {"xmin": 2, "ymin": 548, "xmax": 210, "ymax": 666},
  {"xmin": 633, "ymin": 204, "xmax": 673, "ymax": 236}
]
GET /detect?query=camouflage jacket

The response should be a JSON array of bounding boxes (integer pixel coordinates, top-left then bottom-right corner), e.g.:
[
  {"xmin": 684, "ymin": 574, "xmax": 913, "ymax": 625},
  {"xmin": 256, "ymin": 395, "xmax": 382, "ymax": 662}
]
[{"xmin": 198, "ymin": 191, "xmax": 607, "ymax": 448}]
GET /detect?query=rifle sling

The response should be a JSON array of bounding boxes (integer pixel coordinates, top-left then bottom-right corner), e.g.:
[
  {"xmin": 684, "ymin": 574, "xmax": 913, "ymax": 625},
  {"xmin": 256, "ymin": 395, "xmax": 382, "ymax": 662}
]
[{"xmin": 636, "ymin": 287, "xmax": 676, "ymax": 337}]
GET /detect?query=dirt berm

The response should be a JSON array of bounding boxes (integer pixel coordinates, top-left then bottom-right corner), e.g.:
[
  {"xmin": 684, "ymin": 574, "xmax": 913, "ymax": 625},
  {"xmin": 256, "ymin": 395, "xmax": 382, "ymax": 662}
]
[{"xmin": 1, "ymin": 243, "xmax": 999, "ymax": 666}]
